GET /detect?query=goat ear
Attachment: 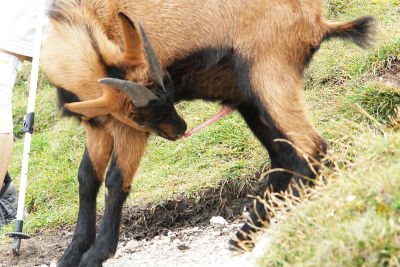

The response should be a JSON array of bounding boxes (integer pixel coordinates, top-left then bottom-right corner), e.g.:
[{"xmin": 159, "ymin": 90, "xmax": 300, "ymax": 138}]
[
  {"xmin": 118, "ymin": 12, "xmax": 144, "ymax": 63},
  {"xmin": 99, "ymin": 78, "xmax": 159, "ymax": 108},
  {"xmin": 118, "ymin": 14, "xmax": 166, "ymax": 90},
  {"xmin": 64, "ymin": 89, "xmax": 118, "ymax": 118}
]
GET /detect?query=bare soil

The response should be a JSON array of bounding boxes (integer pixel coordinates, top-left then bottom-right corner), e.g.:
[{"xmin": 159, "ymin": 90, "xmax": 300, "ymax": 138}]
[
  {"xmin": 0, "ymin": 175, "xmax": 268, "ymax": 267},
  {"xmin": 376, "ymin": 57, "xmax": 400, "ymax": 89}
]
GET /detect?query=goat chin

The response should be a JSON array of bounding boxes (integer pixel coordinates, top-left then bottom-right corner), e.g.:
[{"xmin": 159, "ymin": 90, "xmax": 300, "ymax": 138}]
[{"xmin": 41, "ymin": 0, "xmax": 376, "ymax": 265}]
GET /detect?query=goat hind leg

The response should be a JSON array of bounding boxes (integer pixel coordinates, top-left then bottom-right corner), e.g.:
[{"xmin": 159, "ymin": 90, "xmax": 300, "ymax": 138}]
[
  {"xmin": 58, "ymin": 123, "xmax": 113, "ymax": 267},
  {"xmin": 228, "ymin": 102, "xmax": 295, "ymax": 251},
  {"xmin": 230, "ymin": 75, "xmax": 327, "ymax": 251}
]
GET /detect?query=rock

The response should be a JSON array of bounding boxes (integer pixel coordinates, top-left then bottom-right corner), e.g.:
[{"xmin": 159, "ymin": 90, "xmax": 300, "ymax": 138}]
[
  {"xmin": 191, "ymin": 226, "xmax": 200, "ymax": 232},
  {"xmin": 177, "ymin": 244, "xmax": 190, "ymax": 251},
  {"xmin": 211, "ymin": 231, "xmax": 221, "ymax": 236},
  {"xmin": 210, "ymin": 216, "xmax": 228, "ymax": 227},
  {"xmin": 167, "ymin": 231, "xmax": 176, "ymax": 237},
  {"xmin": 181, "ymin": 226, "xmax": 201, "ymax": 234},
  {"xmin": 155, "ymin": 237, "xmax": 171, "ymax": 245},
  {"xmin": 126, "ymin": 239, "xmax": 140, "ymax": 249}
]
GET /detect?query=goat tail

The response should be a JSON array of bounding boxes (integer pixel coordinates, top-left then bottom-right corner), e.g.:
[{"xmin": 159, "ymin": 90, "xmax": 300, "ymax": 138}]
[{"xmin": 323, "ymin": 16, "xmax": 377, "ymax": 48}]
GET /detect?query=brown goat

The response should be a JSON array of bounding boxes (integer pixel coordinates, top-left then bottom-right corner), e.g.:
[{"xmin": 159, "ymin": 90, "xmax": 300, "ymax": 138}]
[{"xmin": 41, "ymin": 0, "xmax": 375, "ymax": 266}]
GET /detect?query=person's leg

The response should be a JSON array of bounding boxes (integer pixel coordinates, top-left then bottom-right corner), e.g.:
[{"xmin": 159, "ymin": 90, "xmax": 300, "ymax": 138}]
[
  {"xmin": 0, "ymin": 51, "xmax": 21, "ymax": 225},
  {"xmin": 0, "ymin": 134, "xmax": 13, "ymax": 188}
]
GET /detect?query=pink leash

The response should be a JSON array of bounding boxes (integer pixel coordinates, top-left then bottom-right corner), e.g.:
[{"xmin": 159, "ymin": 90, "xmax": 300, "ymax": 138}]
[{"xmin": 183, "ymin": 105, "xmax": 233, "ymax": 138}]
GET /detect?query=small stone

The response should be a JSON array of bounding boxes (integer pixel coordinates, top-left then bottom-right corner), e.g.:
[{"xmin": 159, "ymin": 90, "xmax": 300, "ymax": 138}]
[
  {"xmin": 157, "ymin": 237, "xmax": 171, "ymax": 244},
  {"xmin": 211, "ymin": 231, "xmax": 221, "ymax": 236},
  {"xmin": 167, "ymin": 231, "xmax": 175, "ymax": 237},
  {"xmin": 125, "ymin": 239, "xmax": 140, "ymax": 250},
  {"xmin": 177, "ymin": 244, "xmax": 190, "ymax": 250},
  {"xmin": 346, "ymin": 195, "xmax": 356, "ymax": 202},
  {"xmin": 210, "ymin": 216, "xmax": 228, "ymax": 227}
]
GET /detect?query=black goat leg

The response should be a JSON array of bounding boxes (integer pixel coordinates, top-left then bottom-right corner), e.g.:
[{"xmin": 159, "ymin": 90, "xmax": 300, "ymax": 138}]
[{"xmin": 58, "ymin": 148, "xmax": 103, "ymax": 267}]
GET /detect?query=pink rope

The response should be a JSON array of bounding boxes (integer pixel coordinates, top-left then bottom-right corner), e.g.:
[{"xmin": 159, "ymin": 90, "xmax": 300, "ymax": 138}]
[{"xmin": 183, "ymin": 105, "xmax": 232, "ymax": 138}]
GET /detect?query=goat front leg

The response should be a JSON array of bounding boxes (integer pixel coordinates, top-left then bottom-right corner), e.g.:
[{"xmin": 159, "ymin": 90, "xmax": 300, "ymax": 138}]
[
  {"xmin": 58, "ymin": 123, "xmax": 113, "ymax": 267},
  {"xmin": 78, "ymin": 123, "xmax": 148, "ymax": 267}
]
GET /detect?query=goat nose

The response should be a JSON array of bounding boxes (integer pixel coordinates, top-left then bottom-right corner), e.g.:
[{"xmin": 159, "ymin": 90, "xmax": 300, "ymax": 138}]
[{"xmin": 177, "ymin": 132, "xmax": 185, "ymax": 139}]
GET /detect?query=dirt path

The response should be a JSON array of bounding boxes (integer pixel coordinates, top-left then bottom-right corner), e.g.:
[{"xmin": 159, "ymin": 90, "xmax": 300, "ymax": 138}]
[
  {"xmin": 0, "ymin": 176, "xmax": 273, "ymax": 266},
  {"xmin": 105, "ymin": 217, "xmax": 276, "ymax": 267},
  {"xmin": 0, "ymin": 218, "xmax": 275, "ymax": 267}
]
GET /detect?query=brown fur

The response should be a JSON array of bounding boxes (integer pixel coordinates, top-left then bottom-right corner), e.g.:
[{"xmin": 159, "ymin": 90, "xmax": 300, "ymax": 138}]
[
  {"xmin": 42, "ymin": 0, "xmax": 368, "ymax": 157},
  {"xmin": 84, "ymin": 122, "xmax": 113, "ymax": 181},
  {"xmin": 105, "ymin": 120, "xmax": 148, "ymax": 191}
]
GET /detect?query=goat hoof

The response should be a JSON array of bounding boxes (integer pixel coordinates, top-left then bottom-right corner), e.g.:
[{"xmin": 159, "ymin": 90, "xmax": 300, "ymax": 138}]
[
  {"xmin": 228, "ymin": 237, "xmax": 255, "ymax": 253},
  {"xmin": 78, "ymin": 251, "xmax": 103, "ymax": 267}
]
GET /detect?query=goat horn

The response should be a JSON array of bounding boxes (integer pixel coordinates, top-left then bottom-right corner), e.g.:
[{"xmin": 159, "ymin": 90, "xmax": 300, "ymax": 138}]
[
  {"xmin": 99, "ymin": 78, "xmax": 159, "ymax": 107},
  {"xmin": 137, "ymin": 20, "xmax": 166, "ymax": 91}
]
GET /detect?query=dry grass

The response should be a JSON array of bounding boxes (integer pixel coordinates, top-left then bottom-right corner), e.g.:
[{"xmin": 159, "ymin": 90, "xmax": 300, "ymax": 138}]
[{"xmin": 258, "ymin": 129, "xmax": 400, "ymax": 266}]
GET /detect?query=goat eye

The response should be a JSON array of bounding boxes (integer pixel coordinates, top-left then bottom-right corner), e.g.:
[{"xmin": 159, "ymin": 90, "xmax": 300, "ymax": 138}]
[
  {"xmin": 133, "ymin": 113, "xmax": 146, "ymax": 126},
  {"xmin": 128, "ymin": 111, "xmax": 135, "ymax": 119}
]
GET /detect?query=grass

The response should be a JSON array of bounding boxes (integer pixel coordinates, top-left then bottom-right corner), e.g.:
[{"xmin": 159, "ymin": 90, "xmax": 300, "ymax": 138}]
[
  {"xmin": 132, "ymin": 100, "xmax": 268, "ymax": 203},
  {"xmin": 259, "ymin": 130, "xmax": 400, "ymax": 267},
  {"xmin": 257, "ymin": 0, "xmax": 400, "ymax": 265},
  {"xmin": 0, "ymin": 1, "xmax": 399, "ymax": 265}
]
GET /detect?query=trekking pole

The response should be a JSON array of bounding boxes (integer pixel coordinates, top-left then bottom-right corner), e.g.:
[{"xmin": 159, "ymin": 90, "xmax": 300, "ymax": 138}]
[{"xmin": 5, "ymin": 0, "xmax": 46, "ymax": 256}]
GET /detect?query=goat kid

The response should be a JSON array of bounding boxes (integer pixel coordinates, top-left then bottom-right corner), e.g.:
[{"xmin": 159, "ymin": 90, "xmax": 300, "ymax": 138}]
[{"xmin": 41, "ymin": 0, "xmax": 375, "ymax": 266}]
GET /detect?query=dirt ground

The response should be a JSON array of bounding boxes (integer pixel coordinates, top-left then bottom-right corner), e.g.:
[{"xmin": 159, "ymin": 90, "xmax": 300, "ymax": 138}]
[
  {"xmin": 0, "ymin": 175, "xmax": 269, "ymax": 267},
  {"xmin": 375, "ymin": 57, "xmax": 400, "ymax": 89}
]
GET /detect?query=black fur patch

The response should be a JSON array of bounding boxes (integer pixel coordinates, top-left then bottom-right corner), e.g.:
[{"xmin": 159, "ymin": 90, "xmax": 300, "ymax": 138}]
[
  {"xmin": 304, "ymin": 44, "xmax": 321, "ymax": 68},
  {"xmin": 56, "ymin": 86, "xmax": 81, "ymax": 117},
  {"xmin": 105, "ymin": 65, "xmax": 127, "ymax": 80},
  {"xmin": 167, "ymin": 47, "xmax": 252, "ymax": 105}
]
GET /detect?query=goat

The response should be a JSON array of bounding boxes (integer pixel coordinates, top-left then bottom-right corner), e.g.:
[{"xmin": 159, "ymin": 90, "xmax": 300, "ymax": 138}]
[{"xmin": 41, "ymin": 0, "xmax": 375, "ymax": 266}]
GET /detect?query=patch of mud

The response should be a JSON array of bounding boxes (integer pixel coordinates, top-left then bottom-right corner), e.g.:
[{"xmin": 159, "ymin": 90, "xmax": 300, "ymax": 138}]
[
  {"xmin": 0, "ymin": 175, "xmax": 269, "ymax": 266},
  {"xmin": 375, "ymin": 57, "xmax": 400, "ymax": 88},
  {"xmin": 0, "ymin": 227, "xmax": 72, "ymax": 267},
  {"xmin": 119, "ymin": 176, "xmax": 268, "ymax": 242}
]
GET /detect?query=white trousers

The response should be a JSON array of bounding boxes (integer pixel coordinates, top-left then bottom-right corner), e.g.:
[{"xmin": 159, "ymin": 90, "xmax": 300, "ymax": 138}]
[{"xmin": 0, "ymin": 51, "xmax": 21, "ymax": 133}]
